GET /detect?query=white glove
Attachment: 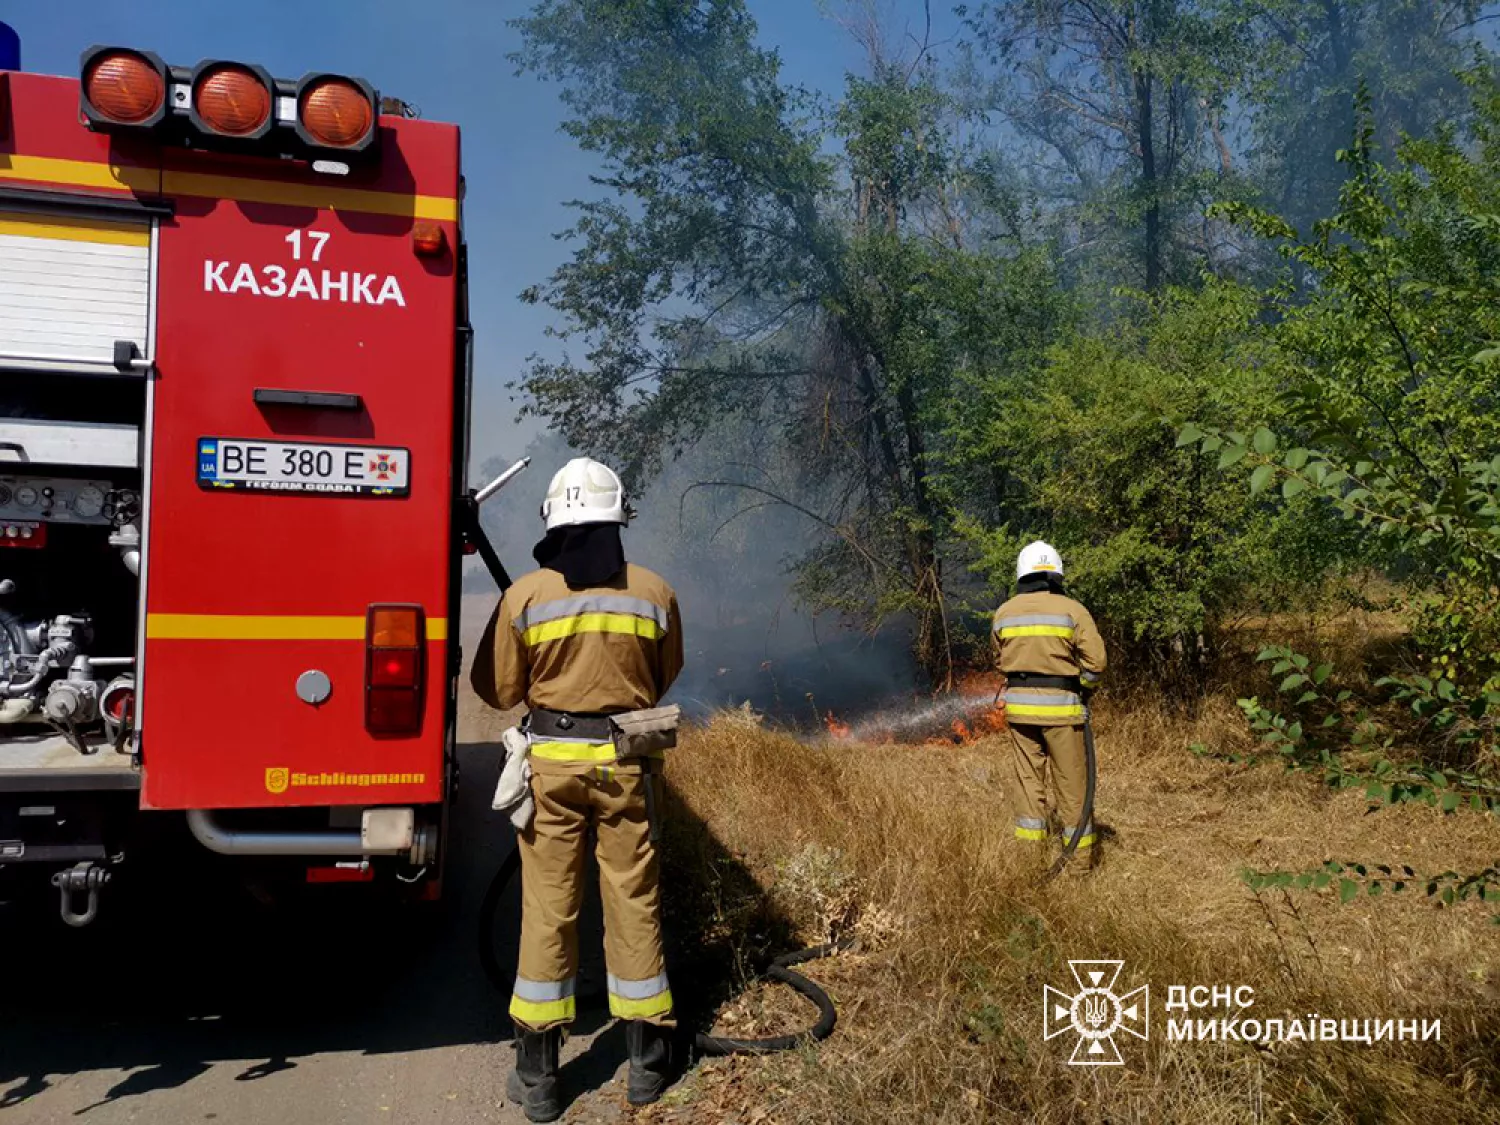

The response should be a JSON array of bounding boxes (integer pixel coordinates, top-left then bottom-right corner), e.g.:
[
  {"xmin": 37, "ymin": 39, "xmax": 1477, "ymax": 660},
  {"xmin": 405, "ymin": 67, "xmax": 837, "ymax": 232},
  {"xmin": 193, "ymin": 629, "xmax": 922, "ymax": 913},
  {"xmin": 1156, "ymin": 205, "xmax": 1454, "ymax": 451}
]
[{"xmin": 492, "ymin": 726, "xmax": 534, "ymax": 832}]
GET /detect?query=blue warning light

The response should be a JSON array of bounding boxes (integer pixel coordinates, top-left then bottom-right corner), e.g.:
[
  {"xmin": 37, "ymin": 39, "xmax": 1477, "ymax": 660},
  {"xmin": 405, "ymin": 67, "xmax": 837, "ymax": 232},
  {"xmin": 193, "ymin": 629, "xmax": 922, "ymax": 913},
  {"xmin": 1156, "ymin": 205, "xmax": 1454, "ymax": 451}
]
[{"xmin": 0, "ymin": 22, "xmax": 19, "ymax": 73}]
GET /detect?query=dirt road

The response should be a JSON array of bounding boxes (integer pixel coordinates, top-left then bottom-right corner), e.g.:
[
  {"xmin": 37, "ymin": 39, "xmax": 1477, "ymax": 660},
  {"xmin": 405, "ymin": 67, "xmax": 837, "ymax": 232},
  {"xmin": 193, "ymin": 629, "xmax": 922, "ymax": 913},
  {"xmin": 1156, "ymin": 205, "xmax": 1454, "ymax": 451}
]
[{"xmin": 0, "ymin": 739, "xmax": 638, "ymax": 1125}]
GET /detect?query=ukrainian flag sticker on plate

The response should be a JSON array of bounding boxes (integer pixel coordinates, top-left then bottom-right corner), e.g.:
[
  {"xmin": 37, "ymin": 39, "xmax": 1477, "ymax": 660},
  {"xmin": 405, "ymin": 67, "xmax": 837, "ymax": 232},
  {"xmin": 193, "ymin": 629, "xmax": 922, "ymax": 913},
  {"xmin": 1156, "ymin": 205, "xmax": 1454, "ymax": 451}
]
[{"xmin": 195, "ymin": 437, "xmax": 410, "ymax": 497}]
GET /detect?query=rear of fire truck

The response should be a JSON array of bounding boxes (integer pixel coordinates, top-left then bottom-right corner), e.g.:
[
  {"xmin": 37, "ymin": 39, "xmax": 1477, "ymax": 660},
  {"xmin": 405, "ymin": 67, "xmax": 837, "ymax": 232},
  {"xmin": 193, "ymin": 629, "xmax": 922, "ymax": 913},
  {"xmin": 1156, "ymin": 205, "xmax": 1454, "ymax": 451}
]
[{"xmin": 0, "ymin": 45, "xmax": 471, "ymax": 923}]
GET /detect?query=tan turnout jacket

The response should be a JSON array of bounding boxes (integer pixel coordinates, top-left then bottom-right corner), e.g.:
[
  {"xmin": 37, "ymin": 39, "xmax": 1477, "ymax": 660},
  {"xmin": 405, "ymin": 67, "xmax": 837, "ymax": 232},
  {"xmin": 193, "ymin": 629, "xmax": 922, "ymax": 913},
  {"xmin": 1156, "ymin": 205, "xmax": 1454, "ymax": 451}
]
[
  {"xmin": 992, "ymin": 589, "xmax": 1107, "ymax": 726},
  {"xmin": 471, "ymin": 563, "xmax": 683, "ymax": 773}
]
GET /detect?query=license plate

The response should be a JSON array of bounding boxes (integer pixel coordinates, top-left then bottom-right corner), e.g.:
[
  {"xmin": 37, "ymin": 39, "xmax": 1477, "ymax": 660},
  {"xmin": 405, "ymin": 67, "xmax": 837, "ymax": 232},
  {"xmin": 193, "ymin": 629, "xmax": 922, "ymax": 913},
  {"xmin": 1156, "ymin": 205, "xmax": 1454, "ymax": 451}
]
[{"xmin": 197, "ymin": 438, "xmax": 410, "ymax": 497}]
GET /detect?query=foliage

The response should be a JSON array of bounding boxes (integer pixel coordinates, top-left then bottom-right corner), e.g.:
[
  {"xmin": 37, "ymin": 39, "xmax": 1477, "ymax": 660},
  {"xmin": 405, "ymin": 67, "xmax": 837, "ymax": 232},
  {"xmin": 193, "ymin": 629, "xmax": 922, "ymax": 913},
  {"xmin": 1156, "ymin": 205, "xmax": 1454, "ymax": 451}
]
[
  {"xmin": 511, "ymin": 0, "xmax": 1072, "ymax": 677},
  {"xmin": 1237, "ymin": 0, "xmax": 1490, "ymax": 244},
  {"xmin": 1186, "ymin": 91, "xmax": 1500, "ymax": 764},
  {"xmin": 1233, "ymin": 645, "xmax": 1500, "ymax": 808},
  {"xmin": 952, "ymin": 282, "xmax": 1358, "ymax": 683},
  {"xmin": 1243, "ymin": 860, "xmax": 1500, "ymax": 923},
  {"xmin": 511, "ymin": 0, "xmax": 1499, "ymax": 689},
  {"xmin": 962, "ymin": 0, "xmax": 1254, "ymax": 290}
]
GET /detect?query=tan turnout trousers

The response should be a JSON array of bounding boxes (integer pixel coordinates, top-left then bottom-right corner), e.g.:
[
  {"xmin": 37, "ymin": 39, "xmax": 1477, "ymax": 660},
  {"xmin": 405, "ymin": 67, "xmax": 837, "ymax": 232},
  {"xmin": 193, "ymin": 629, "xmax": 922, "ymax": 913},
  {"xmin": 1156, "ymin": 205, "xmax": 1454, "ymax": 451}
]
[
  {"xmin": 473, "ymin": 562, "xmax": 683, "ymax": 1032},
  {"xmin": 513, "ymin": 767, "xmax": 673, "ymax": 1031},
  {"xmin": 1006, "ymin": 723, "xmax": 1093, "ymax": 851}
]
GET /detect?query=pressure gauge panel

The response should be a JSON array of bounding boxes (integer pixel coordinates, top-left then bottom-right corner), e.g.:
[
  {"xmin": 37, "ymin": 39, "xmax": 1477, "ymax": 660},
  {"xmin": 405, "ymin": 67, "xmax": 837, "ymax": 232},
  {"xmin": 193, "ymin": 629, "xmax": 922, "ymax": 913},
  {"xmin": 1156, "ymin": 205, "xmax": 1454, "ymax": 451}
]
[
  {"xmin": 0, "ymin": 476, "xmax": 118, "ymax": 527},
  {"xmin": 73, "ymin": 487, "xmax": 106, "ymax": 519}
]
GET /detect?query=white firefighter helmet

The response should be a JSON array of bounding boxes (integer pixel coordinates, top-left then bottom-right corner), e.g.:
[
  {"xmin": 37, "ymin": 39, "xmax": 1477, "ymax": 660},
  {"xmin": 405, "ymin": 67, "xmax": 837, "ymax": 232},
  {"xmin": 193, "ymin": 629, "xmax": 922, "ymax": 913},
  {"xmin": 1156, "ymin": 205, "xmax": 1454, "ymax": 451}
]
[
  {"xmin": 1016, "ymin": 540, "xmax": 1064, "ymax": 580},
  {"xmin": 540, "ymin": 457, "xmax": 628, "ymax": 530}
]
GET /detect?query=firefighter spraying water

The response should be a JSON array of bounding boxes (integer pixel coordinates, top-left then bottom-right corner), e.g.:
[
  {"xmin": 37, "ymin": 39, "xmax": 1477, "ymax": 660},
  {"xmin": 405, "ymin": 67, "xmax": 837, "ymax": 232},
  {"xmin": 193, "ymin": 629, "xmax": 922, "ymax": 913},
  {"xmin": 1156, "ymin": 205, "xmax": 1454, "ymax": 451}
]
[{"xmin": 993, "ymin": 542, "xmax": 1106, "ymax": 874}]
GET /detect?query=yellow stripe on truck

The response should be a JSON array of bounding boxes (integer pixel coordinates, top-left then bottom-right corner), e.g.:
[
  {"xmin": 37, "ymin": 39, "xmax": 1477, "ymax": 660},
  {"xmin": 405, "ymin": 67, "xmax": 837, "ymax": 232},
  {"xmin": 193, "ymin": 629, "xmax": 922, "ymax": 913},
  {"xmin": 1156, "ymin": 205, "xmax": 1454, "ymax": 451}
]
[
  {"xmin": 146, "ymin": 614, "xmax": 449, "ymax": 641},
  {"xmin": 162, "ymin": 169, "xmax": 458, "ymax": 221},
  {"xmin": 0, "ymin": 154, "xmax": 457, "ymax": 221},
  {"xmin": 0, "ymin": 154, "xmax": 161, "ymax": 194},
  {"xmin": 0, "ymin": 210, "xmax": 150, "ymax": 247}
]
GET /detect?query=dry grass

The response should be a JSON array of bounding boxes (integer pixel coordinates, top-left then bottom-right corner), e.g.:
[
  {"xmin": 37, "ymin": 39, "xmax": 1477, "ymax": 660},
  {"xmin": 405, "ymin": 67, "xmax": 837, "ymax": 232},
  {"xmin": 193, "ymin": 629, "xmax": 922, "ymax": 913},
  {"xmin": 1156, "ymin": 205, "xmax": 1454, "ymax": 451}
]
[
  {"xmin": 457, "ymin": 592, "xmax": 1500, "ymax": 1122},
  {"xmin": 652, "ymin": 701, "xmax": 1500, "ymax": 1125}
]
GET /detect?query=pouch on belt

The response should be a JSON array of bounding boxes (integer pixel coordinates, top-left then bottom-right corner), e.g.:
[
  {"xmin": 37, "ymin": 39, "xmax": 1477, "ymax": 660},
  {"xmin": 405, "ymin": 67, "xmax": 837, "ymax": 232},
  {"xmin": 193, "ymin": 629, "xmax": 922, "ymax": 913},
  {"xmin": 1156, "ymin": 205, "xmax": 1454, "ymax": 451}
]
[
  {"xmin": 609, "ymin": 705, "xmax": 680, "ymax": 843},
  {"xmin": 608, "ymin": 704, "xmax": 682, "ymax": 759}
]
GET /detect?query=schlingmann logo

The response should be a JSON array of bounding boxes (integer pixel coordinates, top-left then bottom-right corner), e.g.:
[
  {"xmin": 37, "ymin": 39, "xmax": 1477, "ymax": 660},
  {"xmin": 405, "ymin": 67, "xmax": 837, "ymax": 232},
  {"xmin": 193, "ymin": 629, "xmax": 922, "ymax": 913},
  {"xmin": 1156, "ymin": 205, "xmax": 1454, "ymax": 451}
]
[
  {"xmin": 1044, "ymin": 959, "xmax": 1150, "ymax": 1066},
  {"xmin": 264, "ymin": 767, "xmax": 425, "ymax": 794}
]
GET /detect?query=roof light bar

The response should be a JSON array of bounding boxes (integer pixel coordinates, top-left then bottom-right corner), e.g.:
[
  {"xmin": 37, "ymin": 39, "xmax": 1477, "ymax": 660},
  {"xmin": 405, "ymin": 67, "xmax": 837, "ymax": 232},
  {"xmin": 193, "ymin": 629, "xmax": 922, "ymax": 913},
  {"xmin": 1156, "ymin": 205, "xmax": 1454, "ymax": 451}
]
[{"xmin": 78, "ymin": 45, "xmax": 381, "ymax": 164}]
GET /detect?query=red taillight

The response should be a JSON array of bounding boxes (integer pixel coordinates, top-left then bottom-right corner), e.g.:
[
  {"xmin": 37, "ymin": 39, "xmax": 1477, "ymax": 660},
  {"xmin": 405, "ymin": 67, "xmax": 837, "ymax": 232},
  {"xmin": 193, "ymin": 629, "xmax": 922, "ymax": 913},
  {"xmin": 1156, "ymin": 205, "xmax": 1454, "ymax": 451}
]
[
  {"xmin": 371, "ymin": 650, "xmax": 418, "ymax": 687},
  {"xmin": 82, "ymin": 49, "xmax": 166, "ymax": 125},
  {"xmin": 365, "ymin": 604, "xmax": 424, "ymax": 736},
  {"xmin": 193, "ymin": 63, "xmax": 272, "ymax": 136},
  {"xmin": 367, "ymin": 688, "xmax": 423, "ymax": 733}
]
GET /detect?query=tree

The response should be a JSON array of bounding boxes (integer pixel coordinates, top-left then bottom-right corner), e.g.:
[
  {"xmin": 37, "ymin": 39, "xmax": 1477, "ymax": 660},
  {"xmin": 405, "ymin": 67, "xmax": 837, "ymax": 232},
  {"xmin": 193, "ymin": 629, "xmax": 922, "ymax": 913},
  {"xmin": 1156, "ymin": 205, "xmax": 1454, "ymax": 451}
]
[
  {"xmin": 510, "ymin": 0, "xmax": 1067, "ymax": 680},
  {"xmin": 952, "ymin": 280, "xmax": 1361, "ymax": 688},
  {"xmin": 1240, "ymin": 0, "xmax": 1490, "ymax": 243},
  {"xmin": 962, "ymin": 0, "xmax": 1250, "ymax": 290},
  {"xmin": 1197, "ymin": 84, "xmax": 1500, "ymax": 760}
]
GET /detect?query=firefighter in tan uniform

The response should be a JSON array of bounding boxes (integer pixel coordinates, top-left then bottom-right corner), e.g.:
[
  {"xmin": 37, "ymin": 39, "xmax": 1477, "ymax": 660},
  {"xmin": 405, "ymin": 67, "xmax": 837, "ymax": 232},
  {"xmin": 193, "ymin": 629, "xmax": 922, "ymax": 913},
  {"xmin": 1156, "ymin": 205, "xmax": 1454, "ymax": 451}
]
[
  {"xmin": 993, "ymin": 541, "xmax": 1106, "ymax": 863},
  {"xmin": 472, "ymin": 457, "xmax": 682, "ymax": 1123}
]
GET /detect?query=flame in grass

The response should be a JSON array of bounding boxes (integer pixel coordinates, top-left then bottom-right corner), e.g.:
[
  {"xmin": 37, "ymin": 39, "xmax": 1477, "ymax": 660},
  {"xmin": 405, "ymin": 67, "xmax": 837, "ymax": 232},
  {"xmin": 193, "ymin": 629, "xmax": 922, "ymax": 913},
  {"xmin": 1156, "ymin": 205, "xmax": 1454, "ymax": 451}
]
[{"xmin": 822, "ymin": 672, "xmax": 1008, "ymax": 746}]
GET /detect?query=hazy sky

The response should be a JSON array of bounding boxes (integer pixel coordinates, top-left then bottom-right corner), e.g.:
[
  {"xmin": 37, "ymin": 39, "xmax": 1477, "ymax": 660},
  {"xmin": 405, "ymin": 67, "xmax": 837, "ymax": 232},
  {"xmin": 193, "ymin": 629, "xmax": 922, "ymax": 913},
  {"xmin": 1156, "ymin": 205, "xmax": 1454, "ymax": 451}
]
[{"xmin": 10, "ymin": 2, "xmax": 946, "ymax": 469}]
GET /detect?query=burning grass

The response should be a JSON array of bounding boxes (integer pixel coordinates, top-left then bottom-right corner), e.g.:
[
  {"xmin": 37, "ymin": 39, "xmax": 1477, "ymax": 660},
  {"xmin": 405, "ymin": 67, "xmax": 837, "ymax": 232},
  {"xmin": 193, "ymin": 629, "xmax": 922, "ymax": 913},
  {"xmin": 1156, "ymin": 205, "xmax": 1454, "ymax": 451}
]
[
  {"xmin": 658, "ymin": 699, "xmax": 1500, "ymax": 1125},
  {"xmin": 821, "ymin": 672, "xmax": 1009, "ymax": 746}
]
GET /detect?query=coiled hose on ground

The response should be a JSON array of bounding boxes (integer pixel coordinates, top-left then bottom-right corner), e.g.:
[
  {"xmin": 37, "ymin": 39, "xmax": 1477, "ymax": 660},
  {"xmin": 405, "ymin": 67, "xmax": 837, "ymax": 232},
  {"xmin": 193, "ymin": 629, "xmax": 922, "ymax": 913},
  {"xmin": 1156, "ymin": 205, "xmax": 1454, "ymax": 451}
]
[{"xmin": 477, "ymin": 847, "xmax": 846, "ymax": 1056}]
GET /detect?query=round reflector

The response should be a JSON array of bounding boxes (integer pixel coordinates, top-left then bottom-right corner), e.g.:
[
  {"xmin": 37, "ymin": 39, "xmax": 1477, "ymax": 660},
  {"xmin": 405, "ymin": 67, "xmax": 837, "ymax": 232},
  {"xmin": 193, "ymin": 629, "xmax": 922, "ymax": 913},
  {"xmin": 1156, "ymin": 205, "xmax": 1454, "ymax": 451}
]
[
  {"xmin": 299, "ymin": 78, "xmax": 373, "ymax": 148},
  {"xmin": 195, "ymin": 64, "xmax": 271, "ymax": 136},
  {"xmin": 84, "ymin": 51, "xmax": 165, "ymax": 125}
]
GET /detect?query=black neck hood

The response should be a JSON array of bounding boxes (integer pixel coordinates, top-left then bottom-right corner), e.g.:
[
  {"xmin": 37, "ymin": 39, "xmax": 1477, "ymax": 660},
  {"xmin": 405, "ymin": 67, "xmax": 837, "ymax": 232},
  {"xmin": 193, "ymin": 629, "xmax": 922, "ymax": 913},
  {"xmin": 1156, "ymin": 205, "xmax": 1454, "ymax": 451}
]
[
  {"xmin": 1018, "ymin": 572, "xmax": 1065, "ymax": 595},
  {"xmin": 532, "ymin": 522, "xmax": 626, "ymax": 589}
]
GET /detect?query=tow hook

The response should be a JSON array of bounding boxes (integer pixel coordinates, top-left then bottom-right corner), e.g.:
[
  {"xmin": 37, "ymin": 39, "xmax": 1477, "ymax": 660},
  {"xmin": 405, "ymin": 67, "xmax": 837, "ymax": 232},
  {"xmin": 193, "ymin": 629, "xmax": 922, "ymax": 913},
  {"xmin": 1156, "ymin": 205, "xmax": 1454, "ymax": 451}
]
[{"xmin": 50, "ymin": 861, "xmax": 110, "ymax": 927}]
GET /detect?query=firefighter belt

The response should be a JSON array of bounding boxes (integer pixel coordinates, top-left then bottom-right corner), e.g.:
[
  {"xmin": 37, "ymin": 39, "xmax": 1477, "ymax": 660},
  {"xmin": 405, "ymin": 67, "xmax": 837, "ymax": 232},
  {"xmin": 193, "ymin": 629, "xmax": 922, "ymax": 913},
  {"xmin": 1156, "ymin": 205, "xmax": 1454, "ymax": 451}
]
[
  {"xmin": 510, "ymin": 767, "xmax": 674, "ymax": 1032},
  {"xmin": 525, "ymin": 705, "xmax": 681, "ymax": 769}
]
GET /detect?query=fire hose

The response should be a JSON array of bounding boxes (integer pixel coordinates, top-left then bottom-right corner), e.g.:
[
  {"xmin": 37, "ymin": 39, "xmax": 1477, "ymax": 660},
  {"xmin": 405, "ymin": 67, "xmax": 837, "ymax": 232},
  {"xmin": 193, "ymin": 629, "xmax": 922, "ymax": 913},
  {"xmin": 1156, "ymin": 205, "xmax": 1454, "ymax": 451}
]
[
  {"xmin": 476, "ymin": 847, "xmax": 847, "ymax": 1056},
  {"xmin": 464, "ymin": 457, "xmax": 844, "ymax": 1057},
  {"xmin": 1046, "ymin": 706, "xmax": 1097, "ymax": 881}
]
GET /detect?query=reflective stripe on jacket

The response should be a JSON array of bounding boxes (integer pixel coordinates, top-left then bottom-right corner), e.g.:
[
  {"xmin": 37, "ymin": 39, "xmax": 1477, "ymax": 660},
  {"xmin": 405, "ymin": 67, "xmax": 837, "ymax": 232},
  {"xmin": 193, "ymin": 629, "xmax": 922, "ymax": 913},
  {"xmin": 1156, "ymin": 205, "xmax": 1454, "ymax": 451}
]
[
  {"xmin": 471, "ymin": 562, "xmax": 683, "ymax": 773},
  {"xmin": 992, "ymin": 590, "xmax": 1106, "ymax": 727}
]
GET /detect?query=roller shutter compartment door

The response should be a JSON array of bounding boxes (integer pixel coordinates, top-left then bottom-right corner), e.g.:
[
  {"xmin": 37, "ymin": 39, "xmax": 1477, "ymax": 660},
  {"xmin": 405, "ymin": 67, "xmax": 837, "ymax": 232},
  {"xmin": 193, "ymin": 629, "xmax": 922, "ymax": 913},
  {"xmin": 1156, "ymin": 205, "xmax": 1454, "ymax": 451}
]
[{"xmin": 0, "ymin": 208, "xmax": 151, "ymax": 368}]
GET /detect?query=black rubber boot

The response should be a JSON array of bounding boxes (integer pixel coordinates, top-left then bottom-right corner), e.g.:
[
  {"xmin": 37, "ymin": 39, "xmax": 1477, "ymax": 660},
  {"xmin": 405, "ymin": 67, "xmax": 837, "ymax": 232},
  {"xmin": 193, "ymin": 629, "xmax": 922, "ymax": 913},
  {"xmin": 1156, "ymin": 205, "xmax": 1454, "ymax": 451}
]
[
  {"xmin": 506, "ymin": 1026, "xmax": 562, "ymax": 1123},
  {"xmin": 626, "ymin": 1020, "xmax": 673, "ymax": 1106}
]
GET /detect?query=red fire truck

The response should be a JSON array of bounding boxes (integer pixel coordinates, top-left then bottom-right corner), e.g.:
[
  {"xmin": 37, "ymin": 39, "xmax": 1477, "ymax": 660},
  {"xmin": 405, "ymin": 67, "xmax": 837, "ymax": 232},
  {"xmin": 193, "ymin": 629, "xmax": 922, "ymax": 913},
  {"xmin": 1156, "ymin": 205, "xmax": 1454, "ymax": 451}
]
[{"xmin": 0, "ymin": 45, "xmax": 510, "ymax": 924}]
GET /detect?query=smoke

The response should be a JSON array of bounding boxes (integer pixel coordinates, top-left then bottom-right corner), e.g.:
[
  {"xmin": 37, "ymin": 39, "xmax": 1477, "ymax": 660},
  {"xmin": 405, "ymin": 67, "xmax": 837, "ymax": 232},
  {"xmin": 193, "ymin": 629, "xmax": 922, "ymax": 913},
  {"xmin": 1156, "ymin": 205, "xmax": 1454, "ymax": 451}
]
[{"xmin": 467, "ymin": 427, "xmax": 928, "ymax": 728}]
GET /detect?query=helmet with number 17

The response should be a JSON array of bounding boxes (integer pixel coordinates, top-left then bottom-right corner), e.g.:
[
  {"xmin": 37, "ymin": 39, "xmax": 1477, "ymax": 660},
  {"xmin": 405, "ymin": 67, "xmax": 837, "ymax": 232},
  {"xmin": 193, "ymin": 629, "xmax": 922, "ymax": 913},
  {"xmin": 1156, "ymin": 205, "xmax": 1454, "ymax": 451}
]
[
  {"xmin": 1016, "ymin": 540, "xmax": 1064, "ymax": 580},
  {"xmin": 540, "ymin": 457, "xmax": 628, "ymax": 530}
]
